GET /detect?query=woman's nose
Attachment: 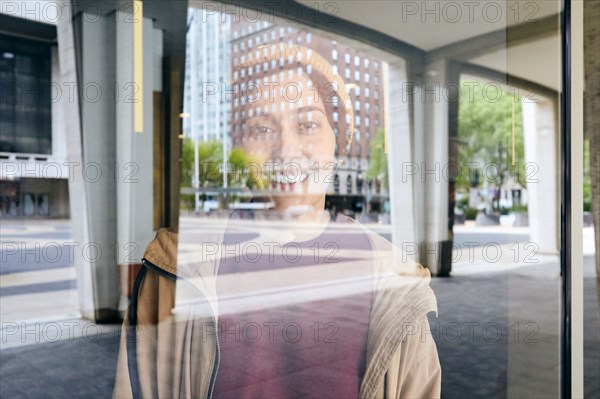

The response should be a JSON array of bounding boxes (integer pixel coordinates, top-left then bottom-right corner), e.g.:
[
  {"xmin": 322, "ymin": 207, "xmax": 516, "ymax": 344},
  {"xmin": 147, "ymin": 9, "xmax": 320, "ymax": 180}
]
[{"xmin": 275, "ymin": 124, "xmax": 302, "ymax": 160}]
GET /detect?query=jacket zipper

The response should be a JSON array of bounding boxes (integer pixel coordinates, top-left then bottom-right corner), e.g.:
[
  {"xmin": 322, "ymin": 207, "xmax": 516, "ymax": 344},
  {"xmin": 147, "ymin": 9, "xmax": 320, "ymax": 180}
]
[
  {"xmin": 207, "ymin": 319, "xmax": 220, "ymax": 399},
  {"xmin": 141, "ymin": 258, "xmax": 221, "ymax": 399}
]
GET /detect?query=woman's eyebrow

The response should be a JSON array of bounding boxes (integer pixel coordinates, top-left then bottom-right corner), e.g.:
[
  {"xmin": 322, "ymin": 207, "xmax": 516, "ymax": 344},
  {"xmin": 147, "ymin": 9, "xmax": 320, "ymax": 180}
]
[
  {"xmin": 297, "ymin": 106, "xmax": 326, "ymax": 116},
  {"xmin": 244, "ymin": 113, "xmax": 278, "ymax": 125}
]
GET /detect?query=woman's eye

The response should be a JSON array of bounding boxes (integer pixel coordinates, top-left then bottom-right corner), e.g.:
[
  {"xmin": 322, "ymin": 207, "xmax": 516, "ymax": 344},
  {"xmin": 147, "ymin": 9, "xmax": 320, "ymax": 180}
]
[
  {"xmin": 298, "ymin": 121, "xmax": 319, "ymax": 133},
  {"xmin": 250, "ymin": 125, "xmax": 275, "ymax": 136}
]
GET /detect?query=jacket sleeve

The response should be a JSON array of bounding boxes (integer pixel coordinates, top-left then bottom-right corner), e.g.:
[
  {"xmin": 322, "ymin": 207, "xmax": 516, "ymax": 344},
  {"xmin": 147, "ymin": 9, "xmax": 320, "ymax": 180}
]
[{"xmin": 382, "ymin": 314, "xmax": 441, "ymax": 399}]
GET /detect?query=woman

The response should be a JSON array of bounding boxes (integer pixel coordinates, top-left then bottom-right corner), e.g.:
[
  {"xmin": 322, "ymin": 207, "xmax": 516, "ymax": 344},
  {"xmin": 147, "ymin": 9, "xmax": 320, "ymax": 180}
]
[{"xmin": 113, "ymin": 44, "xmax": 440, "ymax": 399}]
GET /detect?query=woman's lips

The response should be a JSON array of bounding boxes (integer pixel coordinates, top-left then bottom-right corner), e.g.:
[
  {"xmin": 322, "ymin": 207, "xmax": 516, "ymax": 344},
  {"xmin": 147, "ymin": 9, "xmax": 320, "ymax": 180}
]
[{"xmin": 270, "ymin": 172, "xmax": 308, "ymax": 192}]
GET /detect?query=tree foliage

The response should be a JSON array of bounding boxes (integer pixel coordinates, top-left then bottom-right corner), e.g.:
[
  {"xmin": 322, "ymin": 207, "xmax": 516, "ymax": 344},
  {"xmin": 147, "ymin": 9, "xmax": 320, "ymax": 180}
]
[
  {"xmin": 181, "ymin": 138, "xmax": 263, "ymax": 189},
  {"xmin": 367, "ymin": 127, "xmax": 389, "ymax": 189},
  {"xmin": 457, "ymin": 81, "xmax": 526, "ymax": 191}
]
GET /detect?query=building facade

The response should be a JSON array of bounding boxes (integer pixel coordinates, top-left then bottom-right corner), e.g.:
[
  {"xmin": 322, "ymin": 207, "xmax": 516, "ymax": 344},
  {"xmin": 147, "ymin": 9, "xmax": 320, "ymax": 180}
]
[
  {"xmin": 0, "ymin": 16, "xmax": 70, "ymax": 219},
  {"xmin": 183, "ymin": 9, "xmax": 232, "ymax": 144}
]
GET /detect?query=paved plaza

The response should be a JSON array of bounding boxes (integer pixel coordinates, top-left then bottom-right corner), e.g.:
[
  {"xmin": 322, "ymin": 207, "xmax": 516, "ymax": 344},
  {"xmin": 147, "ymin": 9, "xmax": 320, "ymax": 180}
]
[{"xmin": 1, "ymin": 219, "xmax": 598, "ymax": 398}]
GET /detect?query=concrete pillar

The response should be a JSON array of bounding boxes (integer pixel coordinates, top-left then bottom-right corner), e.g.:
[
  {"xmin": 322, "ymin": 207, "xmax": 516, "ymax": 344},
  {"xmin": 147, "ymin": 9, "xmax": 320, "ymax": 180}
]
[
  {"xmin": 522, "ymin": 97, "xmax": 559, "ymax": 254},
  {"xmin": 386, "ymin": 59, "xmax": 418, "ymax": 248},
  {"xmin": 74, "ymin": 10, "xmax": 120, "ymax": 321},
  {"xmin": 58, "ymin": 2, "xmax": 163, "ymax": 321},
  {"xmin": 386, "ymin": 58, "xmax": 454, "ymax": 276},
  {"xmin": 57, "ymin": 6, "xmax": 98, "ymax": 320}
]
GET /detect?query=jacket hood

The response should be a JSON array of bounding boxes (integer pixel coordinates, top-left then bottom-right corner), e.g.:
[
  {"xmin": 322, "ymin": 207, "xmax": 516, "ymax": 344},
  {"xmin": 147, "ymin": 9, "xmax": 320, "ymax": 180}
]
[{"xmin": 143, "ymin": 227, "xmax": 179, "ymax": 277}]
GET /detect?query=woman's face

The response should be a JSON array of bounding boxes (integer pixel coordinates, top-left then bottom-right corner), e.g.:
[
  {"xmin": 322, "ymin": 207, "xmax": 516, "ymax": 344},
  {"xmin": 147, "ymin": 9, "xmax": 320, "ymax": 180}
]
[{"xmin": 238, "ymin": 71, "xmax": 337, "ymax": 213}]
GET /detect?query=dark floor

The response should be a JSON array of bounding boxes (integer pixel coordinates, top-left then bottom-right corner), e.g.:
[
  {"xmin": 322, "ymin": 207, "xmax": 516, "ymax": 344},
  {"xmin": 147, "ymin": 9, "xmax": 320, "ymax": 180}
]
[{"xmin": 1, "ymin": 257, "xmax": 598, "ymax": 399}]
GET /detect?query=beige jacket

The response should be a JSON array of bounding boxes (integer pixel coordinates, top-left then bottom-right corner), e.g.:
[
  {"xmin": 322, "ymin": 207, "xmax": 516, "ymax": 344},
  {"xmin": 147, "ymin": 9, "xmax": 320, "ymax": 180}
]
[{"xmin": 113, "ymin": 225, "xmax": 441, "ymax": 399}]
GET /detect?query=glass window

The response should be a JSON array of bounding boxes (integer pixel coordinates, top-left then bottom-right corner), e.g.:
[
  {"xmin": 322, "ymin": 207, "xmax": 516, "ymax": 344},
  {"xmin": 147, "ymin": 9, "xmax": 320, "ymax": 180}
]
[
  {"xmin": 332, "ymin": 49, "xmax": 338, "ymax": 60},
  {"xmin": 354, "ymin": 55, "xmax": 360, "ymax": 66}
]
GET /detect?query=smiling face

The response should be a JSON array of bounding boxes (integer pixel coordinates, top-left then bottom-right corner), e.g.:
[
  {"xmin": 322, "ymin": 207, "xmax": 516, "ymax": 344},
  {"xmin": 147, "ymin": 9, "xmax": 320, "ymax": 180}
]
[{"xmin": 238, "ymin": 72, "xmax": 337, "ymax": 214}]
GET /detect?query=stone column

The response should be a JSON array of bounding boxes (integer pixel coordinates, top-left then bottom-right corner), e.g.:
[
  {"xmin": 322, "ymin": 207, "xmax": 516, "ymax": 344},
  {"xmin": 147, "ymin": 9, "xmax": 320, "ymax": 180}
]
[{"xmin": 522, "ymin": 97, "xmax": 559, "ymax": 255}]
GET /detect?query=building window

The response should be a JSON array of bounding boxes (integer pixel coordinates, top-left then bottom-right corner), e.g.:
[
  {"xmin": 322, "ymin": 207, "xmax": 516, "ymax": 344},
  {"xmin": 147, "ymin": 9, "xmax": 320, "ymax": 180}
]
[
  {"xmin": 344, "ymin": 68, "xmax": 350, "ymax": 79},
  {"xmin": 365, "ymin": 73, "xmax": 370, "ymax": 83},
  {"xmin": 365, "ymin": 117, "xmax": 370, "ymax": 127},
  {"xmin": 354, "ymin": 100, "xmax": 360, "ymax": 111},
  {"xmin": 364, "ymin": 58, "xmax": 370, "ymax": 68},
  {"xmin": 365, "ymin": 88, "xmax": 370, "ymax": 97},
  {"xmin": 332, "ymin": 65, "xmax": 338, "ymax": 75},
  {"xmin": 346, "ymin": 175, "xmax": 353, "ymax": 194},
  {"xmin": 355, "ymin": 115, "xmax": 361, "ymax": 126},
  {"xmin": 354, "ymin": 70, "xmax": 360, "ymax": 81},
  {"xmin": 374, "ymin": 76, "xmax": 379, "ymax": 85},
  {"xmin": 374, "ymin": 61, "xmax": 379, "ymax": 70},
  {"xmin": 332, "ymin": 49, "xmax": 338, "ymax": 60},
  {"xmin": 355, "ymin": 86, "xmax": 361, "ymax": 96},
  {"xmin": 344, "ymin": 53, "xmax": 350, "ymax": 63},
  {"xmin": 365, "ymin": 102, "xmax": 370, "ymax": 113},
  {"xmin": 333, "ymin": 111, "xmax": 339, "ymax": 122},
  {"xmin": 354, "ymin": 55, "xmax": 360, "ymax": 66},
  {"xmin": 374, "ymin": 90, "xmax": 379, "ymax": 100},
  {"xmin": 307, "ymin": 33, "xmax": 312, "ymax": 43},
  {"xmin": 0, "ymin": 36, "xmax": 52, "ymax": 154}
]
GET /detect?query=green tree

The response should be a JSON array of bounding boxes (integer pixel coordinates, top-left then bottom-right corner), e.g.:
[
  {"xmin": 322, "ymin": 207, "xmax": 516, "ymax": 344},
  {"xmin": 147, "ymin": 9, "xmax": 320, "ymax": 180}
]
[
  {"xmin": 367, "ymin": 128, "xmax": 389, "ymax": 189},
  {"xmin": 457, "ymin": 81, "xmax": 526, "ymax": 193},
  {"xmin": 180, "ymin": 138, "xmax": 223, "ymax": 188}
]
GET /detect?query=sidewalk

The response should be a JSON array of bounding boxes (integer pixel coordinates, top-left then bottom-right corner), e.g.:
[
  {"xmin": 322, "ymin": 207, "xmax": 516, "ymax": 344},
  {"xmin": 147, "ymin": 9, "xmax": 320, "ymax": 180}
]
[
  {"xmin": 1, "ymin": 219, "xmax": 78, "ymax": 323},
  {"xmin": 0, "ymin": 256, "xmax": 598, "ymax": 398},
  {"xmin": 1, "ymin": 219, "xmax": 597, "ymax": 398}
]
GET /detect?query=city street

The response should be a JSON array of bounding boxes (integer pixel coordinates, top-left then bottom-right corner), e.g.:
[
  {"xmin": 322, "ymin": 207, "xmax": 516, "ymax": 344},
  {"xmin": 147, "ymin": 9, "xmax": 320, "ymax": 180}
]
[{"xmin": 0, "ymin": 217, "xmax": 595, "ymax": 322}]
